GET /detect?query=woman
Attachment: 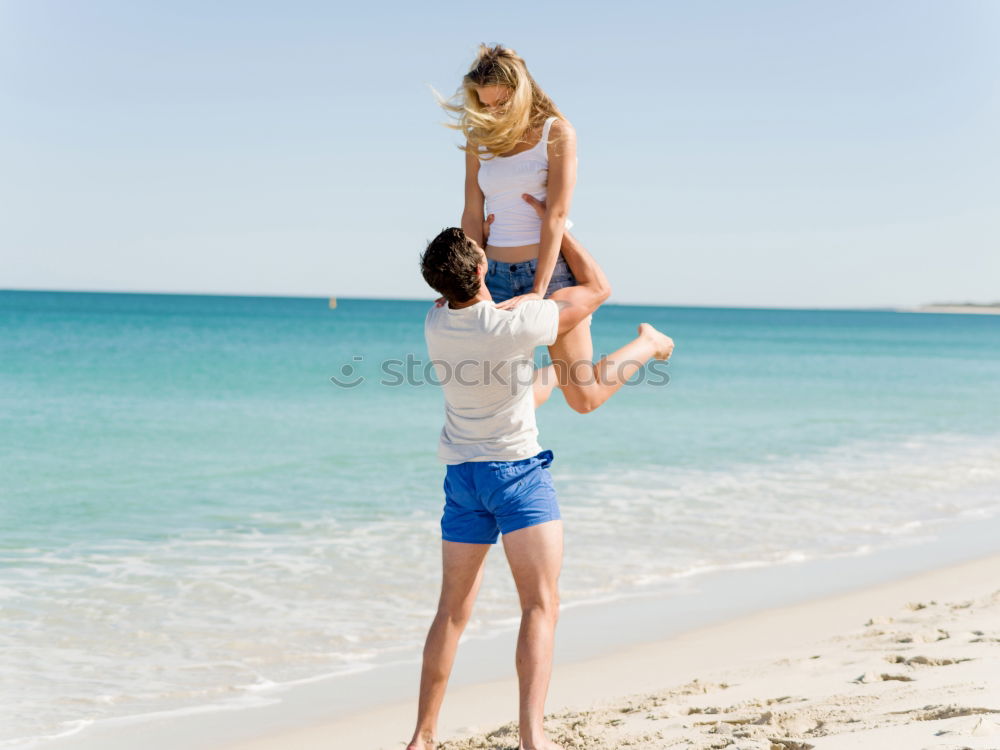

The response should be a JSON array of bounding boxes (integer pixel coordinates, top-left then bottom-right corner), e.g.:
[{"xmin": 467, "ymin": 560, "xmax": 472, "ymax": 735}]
[{"xmin": 441, "ymin": 44, "xmax": 673, "ymax": 413}]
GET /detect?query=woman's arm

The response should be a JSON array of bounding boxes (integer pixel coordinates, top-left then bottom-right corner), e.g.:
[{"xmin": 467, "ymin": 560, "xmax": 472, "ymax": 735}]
[
  {"xmin": 532, "ymin": 119, "xmax": 577, "ymax": 295},
  {"xmin": 460, "ymin": 146, "xmax": 486, "ymax": 247},
  {"xmin": 495, "ymin": 119, "xmax": 577, "ymax": 310}
]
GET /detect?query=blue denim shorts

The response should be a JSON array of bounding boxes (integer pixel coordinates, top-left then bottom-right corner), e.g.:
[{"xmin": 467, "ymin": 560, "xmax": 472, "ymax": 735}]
[
  {"xmin": 441, "ymin": 449, "xmax": 560, "ymax": 544},
  {"xmin": 486, "ymin": 254, "xmax": 577, "ymax": 304}
]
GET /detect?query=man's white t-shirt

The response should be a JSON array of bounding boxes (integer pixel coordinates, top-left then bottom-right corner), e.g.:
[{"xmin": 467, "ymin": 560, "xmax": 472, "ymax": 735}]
[{"xmin": 424, "ymin": 298, "xmax": 560, "ymax": 464}]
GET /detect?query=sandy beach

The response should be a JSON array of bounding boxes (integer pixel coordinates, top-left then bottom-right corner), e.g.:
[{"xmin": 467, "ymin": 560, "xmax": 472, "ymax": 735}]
[{"xmin": 212, "ymin": 552, "xmax": 1000, "ymax": 750}]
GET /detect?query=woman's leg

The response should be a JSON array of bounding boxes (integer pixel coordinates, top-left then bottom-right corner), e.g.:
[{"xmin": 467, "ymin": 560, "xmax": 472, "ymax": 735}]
[
  {"xmin": 548, "ymin": 236, "xmax": 673, "ymax": 414},
  {"xmin": 532, "ymin": 364, "xmax": 558, "ymax": 409}
]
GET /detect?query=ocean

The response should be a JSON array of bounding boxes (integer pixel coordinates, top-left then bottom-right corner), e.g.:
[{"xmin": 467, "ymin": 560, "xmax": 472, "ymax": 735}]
[{"xmin": 2, "ymin": 290, "xmax": 999, "ymax": 747}]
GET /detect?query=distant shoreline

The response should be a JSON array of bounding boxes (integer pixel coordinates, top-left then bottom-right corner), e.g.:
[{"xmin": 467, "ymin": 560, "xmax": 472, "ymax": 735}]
[{"xmin": 900, "ymin": 304, "xmax": 1000, "ymax": 315}]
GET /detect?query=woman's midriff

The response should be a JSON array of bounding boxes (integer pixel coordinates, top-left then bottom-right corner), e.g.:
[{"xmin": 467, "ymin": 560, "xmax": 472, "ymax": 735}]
[{"xmin": 485, "ymin": 243, "xmax": 540, "ymax": 264}]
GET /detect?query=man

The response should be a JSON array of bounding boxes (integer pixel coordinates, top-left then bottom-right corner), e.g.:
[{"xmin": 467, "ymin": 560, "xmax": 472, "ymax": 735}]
[{"xmin": 407, "ymin": 198, "xmax": 674, "ymax": 750}]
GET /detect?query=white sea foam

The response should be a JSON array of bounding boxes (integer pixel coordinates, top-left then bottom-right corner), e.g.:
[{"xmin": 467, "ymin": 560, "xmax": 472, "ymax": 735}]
[{"xmin": 2, "ymin": 432, "xmax": 1000, "ymax": 745}]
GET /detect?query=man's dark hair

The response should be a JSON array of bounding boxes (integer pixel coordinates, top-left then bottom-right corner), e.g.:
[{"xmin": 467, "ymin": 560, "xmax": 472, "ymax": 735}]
[{"xmin": 420, "ymin": 228, "xmax": 483, "ymax": 304}]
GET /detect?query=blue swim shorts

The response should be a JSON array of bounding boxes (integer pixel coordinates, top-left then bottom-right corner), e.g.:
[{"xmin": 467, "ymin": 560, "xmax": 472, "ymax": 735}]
[{"xmin": 441, "ymin": 449, "xmax": 561, "ymax": 544}]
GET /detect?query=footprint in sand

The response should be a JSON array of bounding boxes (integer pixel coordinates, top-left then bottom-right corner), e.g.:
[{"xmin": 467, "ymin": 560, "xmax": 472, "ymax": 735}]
[
  {"xmin": 885, "ymin": 654, "xmax": 972, "ymax": 667},
  {"xmin": 969, "ymin": 629, "xmax": 1000, "ymax": 643},
  {"xmin": 766, "ymin": 739, "xmax": 815, "ymax": 750},
  {"xmin": 854, "ymin": 671, "xmax": 915, "ymax": 683},
  {"xmin": 914, "ymin": 705, "xmax": 1000, "ymax": 721},
  {"xmin": 864, "ymin": 615, "xmax": 895, "ymax": 626},
  {"xmin": 894, "ymin": 628, "xmax": 950, "ymax": 644},
  {"xmin": 931, "ymin": 715, "xmax": 1000, "ymax": 741}
]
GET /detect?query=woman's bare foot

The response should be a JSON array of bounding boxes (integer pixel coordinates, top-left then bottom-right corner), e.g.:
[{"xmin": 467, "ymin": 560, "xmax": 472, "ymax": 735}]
[{"xmin": 638, "ymin": 322, "xmax": 674, "ymax": 360}]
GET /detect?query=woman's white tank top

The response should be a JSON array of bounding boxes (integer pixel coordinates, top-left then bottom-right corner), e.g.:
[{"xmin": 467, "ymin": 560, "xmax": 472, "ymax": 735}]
[{"xmin": 477, "ymin": 116, "xmax": 571, "ymax": 247}]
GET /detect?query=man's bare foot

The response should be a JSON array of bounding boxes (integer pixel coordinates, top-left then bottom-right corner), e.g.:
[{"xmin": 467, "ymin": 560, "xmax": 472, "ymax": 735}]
[
  {"xmin": 519, "ymin": 739, "xmax": 564, "ymax": 750},
  {"xmin": 406, "ymin": 729, "xmax": 435, "ymax": 750},
  {"xmin": 638, "ymin": 322, "xmax": 674, "ymax": 360}
]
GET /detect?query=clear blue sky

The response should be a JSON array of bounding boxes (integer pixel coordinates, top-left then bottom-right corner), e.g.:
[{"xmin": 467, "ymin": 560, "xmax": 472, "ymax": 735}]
[{"xmin": 2, "ymin": 0, "xmax": 998, "ymax": 307}]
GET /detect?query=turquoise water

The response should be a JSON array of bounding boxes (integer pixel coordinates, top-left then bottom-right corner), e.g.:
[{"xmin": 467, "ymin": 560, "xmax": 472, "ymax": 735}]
[{"xmin": 2, "ymin": 290, "xmax": 1000, "ymax": 745}]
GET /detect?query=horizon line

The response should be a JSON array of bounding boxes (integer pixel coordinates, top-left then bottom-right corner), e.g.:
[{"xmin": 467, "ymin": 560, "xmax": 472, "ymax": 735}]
[{"xmin": 2, "ymin": 286, "xmax": 996, "ymax": 313}]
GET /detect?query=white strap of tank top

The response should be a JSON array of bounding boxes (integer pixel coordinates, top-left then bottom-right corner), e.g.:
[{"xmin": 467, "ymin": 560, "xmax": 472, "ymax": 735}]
[{"xmin": 541, "ymin": 116, "xmax": 557, "ymax": 146}]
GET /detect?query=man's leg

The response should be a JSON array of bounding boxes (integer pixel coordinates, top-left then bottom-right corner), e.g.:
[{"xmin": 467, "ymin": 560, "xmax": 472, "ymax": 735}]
[
  {"xmin": 502, "ymin": 520, "xmax": 564, "ymax": 750},
  {"xmin": 407, "ymin": 540, "xmax": 491, "ymax": 750}
]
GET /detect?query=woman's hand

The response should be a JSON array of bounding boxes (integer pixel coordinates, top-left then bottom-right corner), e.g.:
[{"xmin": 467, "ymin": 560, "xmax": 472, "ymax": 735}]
[
  {"xmin": 496, "ymin": 291, "xmax": 543, "ymax": 310},
  {"xmin": 433, "ymin": 296, "xmax": 447, "ymax": 308}
]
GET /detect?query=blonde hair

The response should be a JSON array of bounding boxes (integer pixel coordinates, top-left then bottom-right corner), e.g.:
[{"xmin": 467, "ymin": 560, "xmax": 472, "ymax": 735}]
[{"xmin": 439, "ymin": 44, "xmax": 564, "ymax": 159}]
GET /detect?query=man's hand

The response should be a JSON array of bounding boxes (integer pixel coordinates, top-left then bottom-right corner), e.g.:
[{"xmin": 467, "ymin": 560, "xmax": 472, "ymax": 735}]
[
  {"xmin": 495, "ymin": 291, "xmax": 542, "ymax": 310},
  {"xmin": 522, "ymin": 193, "xmax": 573, "ymax": 231},
  {"xmin": 493, "ymin": 195, "xmax": 548, "ymax": 310},
  {"xmin": 522, "ymin": 193, "xmax": 546, "ymax": 218},
  {"xmin": 482, "ymin": 213, "xmax": 494, "ymax": 245}
]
